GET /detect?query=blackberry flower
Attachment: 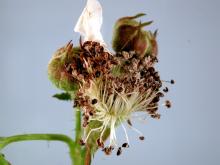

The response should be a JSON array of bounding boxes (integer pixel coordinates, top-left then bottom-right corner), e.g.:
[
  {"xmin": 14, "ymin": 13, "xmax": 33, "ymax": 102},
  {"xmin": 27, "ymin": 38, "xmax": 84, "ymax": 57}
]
[
  {"xmin": 70, "ymin": 41, "xmax": 174, "ymax": 155},
  {"xmin": 47, "ymin": 0, "xmax": 174, "ymax": 157}
]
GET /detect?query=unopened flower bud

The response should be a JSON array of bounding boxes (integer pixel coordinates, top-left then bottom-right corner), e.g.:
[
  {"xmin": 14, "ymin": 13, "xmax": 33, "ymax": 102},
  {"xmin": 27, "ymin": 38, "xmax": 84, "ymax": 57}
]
[
  {"xmin": 48, "ymin": 41, "xmax": 80, "ymax": 91},
  {"xmin": 112, "ymin": 13, "xmax": 158, "ymax": 58}
]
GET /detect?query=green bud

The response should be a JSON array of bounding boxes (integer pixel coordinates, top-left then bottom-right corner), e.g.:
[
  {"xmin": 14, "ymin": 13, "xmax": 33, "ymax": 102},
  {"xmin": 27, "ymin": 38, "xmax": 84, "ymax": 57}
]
[
  {"xmin": 132, "ymin": 30, "xmax": 150, "ymax": 56},
  {"xmin": 48, "ymin": 41, "xmax": 80, "ymax": 91},
  {"xmin": 112, "ymin": 13, "xmax": 157, "ymax": 57}
]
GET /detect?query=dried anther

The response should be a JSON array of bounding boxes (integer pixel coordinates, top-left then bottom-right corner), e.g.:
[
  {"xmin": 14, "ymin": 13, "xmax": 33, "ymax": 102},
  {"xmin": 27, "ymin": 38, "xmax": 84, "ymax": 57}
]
[
  {"xmin": 103, "ymin": 147, "xmax": 113, "ymax": 155},
  {"xmin": 117, "ymin": 147, "xmax": 122, "ymax": 156},
  {"xmin": 95, "ymin": 71, "xmax": 101, "ymax": 77},
  {"xmin": 170, "ymin": 79, "xmax": 175, "ymax": 84},
  {"xmin": 127, "ymin": 119, "xmax": 132, "ymax": 126},
  {"xmin": 91, "ymin": 99, "xmax": 98, "ymax": 105},
  {"xmin": 165, "ymin": 100, "xmax": 171, "ymax": 108},
  {"xmin": 157, "ymin": 92, "xmax": 164, "ymax": 97},
  {"xmin": 139, "ymin": 136, "xmax": 145, "ymax": 141},
  {"xmin": 122, "ymin": 143, "xmax": 129, "ymax": 148},
  {"xmin": 97, "ymin": 138, "xmax": 104, "ymax": 148},
  {"xmin": 163, "ymin": 87, "xmax": 169, "ymax": 92},
  {"xmin": 83, "ymin": 121, "xmax": 89, "ymax": 127},
  {"xmin": 151, "ymin": 114, "xmax": 161, "ymax": 119},
  {"xmin": 79, "ymin": 139, "xmax": 85, "ymax": 146}
]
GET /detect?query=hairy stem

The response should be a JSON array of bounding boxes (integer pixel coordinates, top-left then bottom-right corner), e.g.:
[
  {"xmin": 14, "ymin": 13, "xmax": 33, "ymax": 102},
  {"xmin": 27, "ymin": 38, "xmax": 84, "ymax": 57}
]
[
  {"xmin": 75, "ymin": 109, "xmax": 82, "ymax": 142},
  {"xmin": 73, "ymin": 109, "xmax": 84, "ymax": 165},
  {"xmin": 0, "ymin": 134, "xmax": 75, "ymax": 164},
  {"xmin": 74, "ymin": 109, "xmax": 92, "ymax": 165}
]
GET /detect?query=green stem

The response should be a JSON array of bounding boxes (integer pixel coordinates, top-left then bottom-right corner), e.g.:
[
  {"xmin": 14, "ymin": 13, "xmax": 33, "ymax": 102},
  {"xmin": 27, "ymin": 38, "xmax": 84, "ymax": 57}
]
[
  {"xmin": 72, "ymin": 109, "xmax": 83, "ymax": 165},
  {"xmin": 75, "ymin": 109, "xmax": 82, "ymax": 142},
  {"xmin": 0, "ymin": 134, "xmax": 75, "ymax": 164}
]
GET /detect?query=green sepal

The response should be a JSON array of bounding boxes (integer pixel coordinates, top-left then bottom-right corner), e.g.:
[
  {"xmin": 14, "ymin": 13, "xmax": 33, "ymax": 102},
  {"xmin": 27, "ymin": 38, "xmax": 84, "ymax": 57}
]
[
  {"xmin": 85, "ymin": 121, "xmax": 110, "ymax": 154},
  {"xmin": 48, "ymin": 44, "xmax": 80, "ymax": 91},
  {"xmin": 53, "ymin": 92, "xmax": 72, "ymax": 101}
]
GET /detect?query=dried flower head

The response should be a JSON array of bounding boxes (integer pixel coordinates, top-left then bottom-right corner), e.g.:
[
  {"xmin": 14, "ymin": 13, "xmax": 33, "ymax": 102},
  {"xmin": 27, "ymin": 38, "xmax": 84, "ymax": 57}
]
[
  {"xmin": 48, "ymin": 36, "xmax": 173, "ymax": 157},
  {"xmin": 68, "ymin": 41, "xmax": 174, "ymax": 155},
  {"xmin": 48, "ymin": 0, "xmax": 174, "ymax": 156}
]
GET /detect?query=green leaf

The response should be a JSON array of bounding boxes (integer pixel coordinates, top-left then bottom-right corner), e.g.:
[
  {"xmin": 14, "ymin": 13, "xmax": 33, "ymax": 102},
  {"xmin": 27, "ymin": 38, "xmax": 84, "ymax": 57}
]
[
  {"xmin": 0, "ymin": 153, "xmax": 10, "ymax": 165},
  {"xmin": 53, "ymin": 92, "xmax": 72, "ymax": 101}
]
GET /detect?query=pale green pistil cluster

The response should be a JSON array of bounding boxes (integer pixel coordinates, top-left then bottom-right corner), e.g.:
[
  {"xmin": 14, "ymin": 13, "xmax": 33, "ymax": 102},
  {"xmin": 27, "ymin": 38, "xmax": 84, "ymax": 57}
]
[{"xmin": 83, "ymin": 79, "xmax": 157, "ymax": 148}]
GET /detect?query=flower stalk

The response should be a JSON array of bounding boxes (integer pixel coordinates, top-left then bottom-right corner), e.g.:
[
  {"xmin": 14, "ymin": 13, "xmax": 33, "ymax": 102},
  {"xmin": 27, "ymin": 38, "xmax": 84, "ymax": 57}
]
[
  {"xmin": 73, "ymin": 109, "xmax": 88, "ymax": 165},
  {"xmin": 0, "ymin": 134, "xmax": 75, "ymax": 164},
  {"xmin": 0, "ymin": 110, "xmax": 91, "ymax": 165}
]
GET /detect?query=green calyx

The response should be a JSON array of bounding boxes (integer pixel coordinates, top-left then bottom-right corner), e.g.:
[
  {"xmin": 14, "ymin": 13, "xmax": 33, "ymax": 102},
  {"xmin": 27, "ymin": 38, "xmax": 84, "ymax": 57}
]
[
  {"xmin": 112, "ymin": 13, "xmax": 158, "ymax": 57},
  {"xmin": 85, "ymin": 120, "xmax": 110, "ymax": 154},
  {"xmin": 48, "ymin": 41, "xmax": 80, "ymax": 92}
]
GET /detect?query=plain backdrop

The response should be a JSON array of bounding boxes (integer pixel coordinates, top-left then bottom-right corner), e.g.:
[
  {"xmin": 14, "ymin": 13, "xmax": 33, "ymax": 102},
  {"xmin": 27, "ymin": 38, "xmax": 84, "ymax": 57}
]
[{"xmin": 0, "ymin": 0, "xmax": 220, "ymax": 165}]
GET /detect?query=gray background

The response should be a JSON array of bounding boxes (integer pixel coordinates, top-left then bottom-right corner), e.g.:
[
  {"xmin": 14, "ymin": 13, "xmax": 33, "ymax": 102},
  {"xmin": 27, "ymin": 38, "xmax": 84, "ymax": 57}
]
[{"xmin": 0, "ymin": 0, "xmax": 220, "ymax": 165}]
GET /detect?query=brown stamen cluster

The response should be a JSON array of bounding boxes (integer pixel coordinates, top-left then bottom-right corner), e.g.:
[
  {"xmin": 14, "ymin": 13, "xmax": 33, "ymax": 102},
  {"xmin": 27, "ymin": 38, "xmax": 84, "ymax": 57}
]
[
  {"xmin": 112, "ymin": 51, "xmax": 169, "ymax": 119},
  {"xmin": 65, "ymin": 41, "xmax": 117, "ymax": 85}
]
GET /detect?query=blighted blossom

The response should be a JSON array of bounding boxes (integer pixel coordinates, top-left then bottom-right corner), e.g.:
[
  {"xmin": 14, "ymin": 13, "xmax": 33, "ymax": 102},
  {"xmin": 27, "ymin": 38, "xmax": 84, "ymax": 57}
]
[
  {"xmin": 48, "ymin": 39, "xmax": 174, "ymax": 156},
  {"xmin": 72, "ymin": 41, "xmax": 173, "ymax": 155},
  {"xmin": 48, "ymin": 0, "xmax": 174, "ymax": 157}
]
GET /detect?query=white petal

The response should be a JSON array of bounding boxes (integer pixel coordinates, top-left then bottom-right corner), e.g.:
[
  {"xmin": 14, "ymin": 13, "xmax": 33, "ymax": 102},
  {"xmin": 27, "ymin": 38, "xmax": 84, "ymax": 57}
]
[{"xmin": 74, "ymin": 0, "xmax": 105, "ymax": 45}]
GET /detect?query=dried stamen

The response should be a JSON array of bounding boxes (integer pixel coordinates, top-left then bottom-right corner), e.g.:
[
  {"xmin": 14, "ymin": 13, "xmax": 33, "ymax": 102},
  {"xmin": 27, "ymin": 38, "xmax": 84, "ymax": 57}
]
[
  {"xmin": 165, "ymin": 100, "xmax": 171, "ymax": 108},
  {"xmin": 97, "ymin": 138, "xmax": 104, "ymax": 148},
  {"xmin": 163, "ymin": 87, "xmax": 169, "ymax": 93},
  {"xmin": 139, "ymin": 136, "xmax": 145, "ymax": 141},
  {"xmin": 122, "ymin": 143, "xmax": 129, "ymax": 148},
  {"xmin": 117, "ymin": 147, "xmax": 122, "ymax": 156},
  {"xmin": 79, "ymin": 139, "xmax": 85, "ymax": 146}
]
